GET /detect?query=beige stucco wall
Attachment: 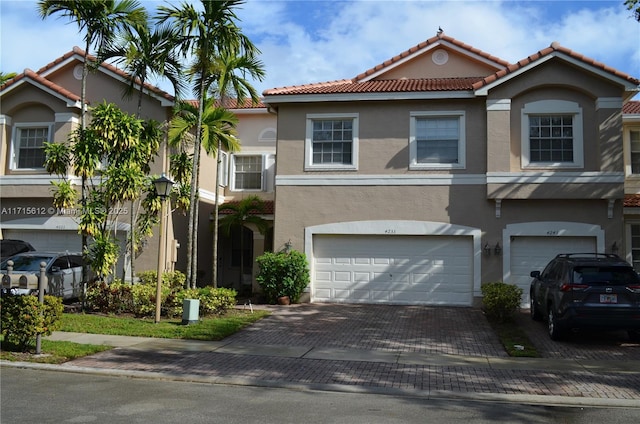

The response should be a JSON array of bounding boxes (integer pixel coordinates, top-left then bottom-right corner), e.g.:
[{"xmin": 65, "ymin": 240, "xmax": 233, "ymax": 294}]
[
  {"xmin": 275, "ymin": 99, "xmax": 487, "ymax": 176},
  {"xmin": 379, "ymin": 47, "xmax": 499, "ymax": 80}
]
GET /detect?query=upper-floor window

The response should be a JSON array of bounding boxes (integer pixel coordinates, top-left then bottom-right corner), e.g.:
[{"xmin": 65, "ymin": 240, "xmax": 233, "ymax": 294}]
[
  {"xmin": 409, "ymin": 111, "xmax": 465, "ymax": 169},
  {"xmin": 521, "ymin": 100, "xmax": 583, "ymax": 169},
  {"xmin": 232, "ymin": 155, "xmax": 263, "ymax": 190},
  {"xmin": 630, "ymin": 130, "xmax": 640, "ymax": 174},
  {"xmin": 12, "ymin": 124, "xmax": 52, "ymax": 170},
  {"xmin": 305, "ymin": 113, "xmax": 358, "ymax": 170}
]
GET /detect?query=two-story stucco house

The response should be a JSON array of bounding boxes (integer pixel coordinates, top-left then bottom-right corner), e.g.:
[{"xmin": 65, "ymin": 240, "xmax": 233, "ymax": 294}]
[
  {"xmin": 263, "ymin": 32, "xmax": 640, "ymax": 307},
  {"xmin": 0, "ymin": 47, "xmax": 276, "ymax": 289}
]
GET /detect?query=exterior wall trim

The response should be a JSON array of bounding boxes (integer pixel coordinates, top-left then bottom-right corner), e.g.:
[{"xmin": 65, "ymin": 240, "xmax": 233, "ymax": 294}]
[
  {"xmin": 501, "ymin": 221, "xmax": 605, "ymax": 283},
  {"xmin": 487, "ymin": 172, "xmax": 623, "ymax": 184},
  {"xmin": 304, "ymin": 220, "xmax": 482, "ymax": 298},
  {"xmin": 264, "ymin": 91, "xmax": 475, "ymax": 104},
  {"xmin": 0, "ymin": 215, "xmax": 130, "ymax": 231}
]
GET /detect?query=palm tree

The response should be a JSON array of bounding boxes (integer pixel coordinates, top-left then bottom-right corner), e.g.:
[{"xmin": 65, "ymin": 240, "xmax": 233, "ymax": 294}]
[
  {"xmin": 156, "ymin": 0, "xmax": 260, "ymax": 288},
  {"xmin": 99, "ymin": 21, "xmax": 186, "ymax": 116},
  {"xmin": 39, "ymin": 0, "xmax": 147, "ymax": 289},
  {"xmin": 168, "ymin": 97, "xmax": 241, "ymax": 287},
  {"xmin": 38, "ymin": 0, "xmax": 147, "ymax": 128},
  {"xmin": 98, "ymin": 18, "xmax": 186, "ymax": 280},
  {"xmin": 207, "ymin": 47, "xmax": 265, "ymax": 287},
  {"xmin": 218, "ymin": 196, "xmax": 268, "ymax": 289}
]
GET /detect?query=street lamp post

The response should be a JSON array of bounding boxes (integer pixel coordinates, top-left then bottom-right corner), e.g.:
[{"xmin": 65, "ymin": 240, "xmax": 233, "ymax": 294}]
[{"xmin": 153, "ymin": 173, "xmax": 174, "ymax": 323}]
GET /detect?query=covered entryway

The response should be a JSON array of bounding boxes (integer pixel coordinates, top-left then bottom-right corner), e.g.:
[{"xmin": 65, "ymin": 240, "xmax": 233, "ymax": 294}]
[
  {"xmin": 306, "ymin": 221, "xmax": 481, "ymax": 306},
  {"xmin": 504, "ymin": 222, "xmax": 603, "ymax": 306}
]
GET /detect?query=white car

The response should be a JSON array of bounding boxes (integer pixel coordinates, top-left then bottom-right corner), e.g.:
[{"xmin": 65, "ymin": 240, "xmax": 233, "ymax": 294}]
[{"xmin": 0, "ymin": 252, "xmax": 87, "ymax": 300}]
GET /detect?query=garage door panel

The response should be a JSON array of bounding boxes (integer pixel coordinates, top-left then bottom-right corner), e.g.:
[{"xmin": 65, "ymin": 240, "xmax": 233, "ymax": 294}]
[{"xmin": 313, "ymin": 235, "xmax": 472, "ymax": 305}]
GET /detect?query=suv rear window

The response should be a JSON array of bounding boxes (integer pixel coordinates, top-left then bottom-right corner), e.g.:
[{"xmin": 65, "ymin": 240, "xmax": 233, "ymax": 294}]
[{"xmin": 573, "ymin": 266, "xmax": 640, "ymax": 286}]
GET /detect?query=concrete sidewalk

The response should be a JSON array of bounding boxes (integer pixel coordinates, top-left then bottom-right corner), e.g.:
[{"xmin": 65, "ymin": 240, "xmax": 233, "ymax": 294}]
[{"xmin": 3, "ymin": 304, "xmax": 640, "ymax": 407}]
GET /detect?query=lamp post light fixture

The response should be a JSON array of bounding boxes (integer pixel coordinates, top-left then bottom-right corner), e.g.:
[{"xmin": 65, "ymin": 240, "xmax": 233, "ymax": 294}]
[{"xmin": 153, "ymin": 173, "xmax": 174, "ymax": 323}]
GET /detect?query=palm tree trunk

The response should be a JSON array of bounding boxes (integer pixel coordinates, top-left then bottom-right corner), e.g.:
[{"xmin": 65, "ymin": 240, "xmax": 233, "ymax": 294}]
[
  {"xmin": 212, "ymin": 138, "xmax": 222, "ymax": 288},
  {"xmin": 186, "ymin": 80, "xmax": 206, "ymax": 289}
]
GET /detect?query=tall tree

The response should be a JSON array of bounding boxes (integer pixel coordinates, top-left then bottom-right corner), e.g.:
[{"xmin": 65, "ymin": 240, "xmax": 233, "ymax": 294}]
[
  {"xmin": 218, "ymin": 196, "xmax": 268, "ymax": 289},
  {"xmin": 98, "ymin": 18, "xmax": 186, "ymax": 280},
  {"xmin": 168, "ymin": 97, "xmax": 241, "ymax": 287},
  {"xmin": 38, "ymin": 0, "xmax": 147, "ymax": 284},
  {"xmin": 156, "ymin": 0, "xmax": 260, "ymax": 288},
  {"xmin": 44, "ymin": 102, "xmax": 163, "ymax": 280},
  {"xmin": 206, "ymin": 47, "xmax": 265, "ymax": 287}
]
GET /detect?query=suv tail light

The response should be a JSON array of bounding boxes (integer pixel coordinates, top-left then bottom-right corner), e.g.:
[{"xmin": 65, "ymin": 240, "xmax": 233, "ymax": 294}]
[
  {"xmin": 626, "ymin": 285, "xmax": 640, "ymax": 294},
  {"xmin": 560, "ymin": 283, "xmax": 589, "ymax": 292}
]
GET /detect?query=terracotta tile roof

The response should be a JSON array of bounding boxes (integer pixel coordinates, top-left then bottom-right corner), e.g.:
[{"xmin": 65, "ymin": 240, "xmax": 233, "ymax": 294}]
[
  {"xmin": 0, "ymin": 68, "xmax": 81, "ymax": 103},
  {"xmin": 1, "ymin": 46, "xmax": 174, "ymax": 103},
  {"xmin": 624, "ymin": 194, "xmax": 640, "ymax": 207},
  {"xmin": 624, "ymin": 101, "xmax": 640, "ymax": 114},
  {"xmin": 218, "ymin": 200, "xmax": 274, "ymax": 215},
  {"xmin": 264, "ymin": 77, "xmax": 484, "ymax": 96},
  {"xmin": 182, "ymin": 98, "xmax": 267, "ymax": 109},
  {"xmin": 473, "ymin": 41, "xmax": 640, "ymax": 91}
]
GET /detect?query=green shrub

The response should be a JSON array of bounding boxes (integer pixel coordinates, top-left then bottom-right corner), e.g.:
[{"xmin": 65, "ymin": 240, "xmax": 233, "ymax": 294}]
[
  {"xmin": 136, "ymin": 270, "xmax": 186, "ymax": 290},
  {"xmin": 0, "ymin": 295, "xmax": 64, "ymax": 351},
  {"xmin": 256, "ymin": 250, "xmax": 310, "ymax": 303},
  {"xmin": 85, "ymin": 271, "xmax": 236, "ymax": 318},
  {"xmin": 481, "ymin": 282, "xmax": 523, "ymax": 322},
  {"xmin": 86, "ymin": 280, "xmax": 133, "ymax": 314}
]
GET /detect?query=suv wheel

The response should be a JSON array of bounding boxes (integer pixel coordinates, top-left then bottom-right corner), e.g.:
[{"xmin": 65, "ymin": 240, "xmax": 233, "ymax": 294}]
[
  {"xmin": 548, "ymin": 308, "xmax": 565, "ymax": 341},
  {"xmin": 530, "ymin": 296, "xmax": 542, "ymax": 321}
]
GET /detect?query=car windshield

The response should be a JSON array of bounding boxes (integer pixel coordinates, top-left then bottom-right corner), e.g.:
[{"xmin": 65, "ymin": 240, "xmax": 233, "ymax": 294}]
[
  {"xmin": 0, "ymin": 255, "xmax": 54, "ymax": 272},
  {"xmin": 573, "ymin": 266, "xmax": 640, "ymax": 286}
]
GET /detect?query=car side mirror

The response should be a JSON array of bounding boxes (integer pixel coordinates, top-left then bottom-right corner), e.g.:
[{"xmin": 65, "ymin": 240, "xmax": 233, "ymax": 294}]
[
  {"xmin": 51, "ymin": 266, "xmax": 61, "ymax": 273},
  {"xmin": 530, "ymin": 271, "xmax": 541, "ymax": 278}
]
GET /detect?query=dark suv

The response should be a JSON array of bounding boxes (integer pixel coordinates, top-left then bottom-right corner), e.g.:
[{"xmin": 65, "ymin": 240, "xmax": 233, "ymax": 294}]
[
  {"xmin": 529, "ymin": 253, "xmax": 640, "ymax": 341},
  {"xmin": 0, "ymin": 239, "xmax": 35, "ymax": 262}
]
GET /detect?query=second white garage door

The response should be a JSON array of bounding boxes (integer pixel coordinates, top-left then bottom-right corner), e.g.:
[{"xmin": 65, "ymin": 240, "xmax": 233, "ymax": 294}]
[
  {"xmin": 312, "ymin": 235, "xmax": 473, "ymax": 305},
  {"xmin": 509, "ymin": 236, "xmax": 597, "ymax": 306}
]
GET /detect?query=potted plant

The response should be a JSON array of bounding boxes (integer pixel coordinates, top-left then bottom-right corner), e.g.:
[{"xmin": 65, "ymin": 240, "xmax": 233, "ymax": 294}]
[{"xmin": 256, "ymin": 250, "xmax": 310, "ymax": 304}]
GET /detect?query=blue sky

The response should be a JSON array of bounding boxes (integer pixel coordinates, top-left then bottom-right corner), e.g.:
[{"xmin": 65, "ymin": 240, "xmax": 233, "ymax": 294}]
[{"xmin": 1, "ymin": 0, "xmax": 638, "ymax": 96}]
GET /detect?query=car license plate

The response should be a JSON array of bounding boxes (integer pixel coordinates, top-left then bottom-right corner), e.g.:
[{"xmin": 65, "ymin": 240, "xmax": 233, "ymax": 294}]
[{"xmin": 600, "ymin": 294, "xmax": 617, "ymax": 304}]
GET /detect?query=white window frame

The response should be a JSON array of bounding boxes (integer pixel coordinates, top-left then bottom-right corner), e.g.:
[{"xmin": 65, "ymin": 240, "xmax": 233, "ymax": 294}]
[
  {"xmin": 626, "ymin": 127, "xmax": 640, "ymax": 176},
  {"xmin": 231, "ymin": 154, "xmax": 264, "ymax": 191},
  {"xmin": 10, "ymin": 123, "xmax": 53, "ymax": 170},
  {"xmin": 521, "ymin": 100, "xmax": 584, "ymax": 169},
  {"xmin": 305, "ymin": 113, "xmax": 359, "ymax": 171},
  {"xmin": 409, "ymin": 111, "xmax": 466, "ymax": 170}
]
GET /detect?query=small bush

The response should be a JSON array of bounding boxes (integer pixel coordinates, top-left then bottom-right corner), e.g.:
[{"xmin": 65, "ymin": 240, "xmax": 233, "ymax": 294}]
[
  {"xmin": 481, "ymin": 282, "xmax": 523, "ymax": 322},
  {"xmin": 0, "ymin": 294, "xmax": 64, "ymax": 351},
  {"xmin": 256, "ymin": 250, "xmax": 310, "ymax": 303}
]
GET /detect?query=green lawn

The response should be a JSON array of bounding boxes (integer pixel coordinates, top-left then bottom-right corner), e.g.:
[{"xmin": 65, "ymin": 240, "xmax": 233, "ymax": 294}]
[{"xmin": 1, "ymin": 309, "xmax": 271, "ymax": 364}]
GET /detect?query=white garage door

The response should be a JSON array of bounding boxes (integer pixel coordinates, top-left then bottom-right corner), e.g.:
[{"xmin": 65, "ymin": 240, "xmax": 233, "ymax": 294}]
[
  {"xmin": 3, "ymin": 229, "xmax": 82, "ymax": 252},
  {"xmin": 313, "ymin": 235, "xmax": 473, "ymax": 305},
  {"xmin": 510, "ymin": 236, "xmax": 596, "ymax": 306}
]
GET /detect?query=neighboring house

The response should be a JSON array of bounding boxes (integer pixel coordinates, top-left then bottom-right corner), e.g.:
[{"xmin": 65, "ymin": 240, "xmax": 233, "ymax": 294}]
[
  {"xmin": 623, "ymin": 100, "xmax": 640, "ymax": 271},
  {"xmin": 194, "ymin": 99, "xmax": 276, "ymax": 290},
  {"xmin": 0, "ymin": 47, "xmax": 276, "ymax": 289},
  {"xmin": 263, "ymin": 32, "xmax": 640, "ymax": 306}
]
